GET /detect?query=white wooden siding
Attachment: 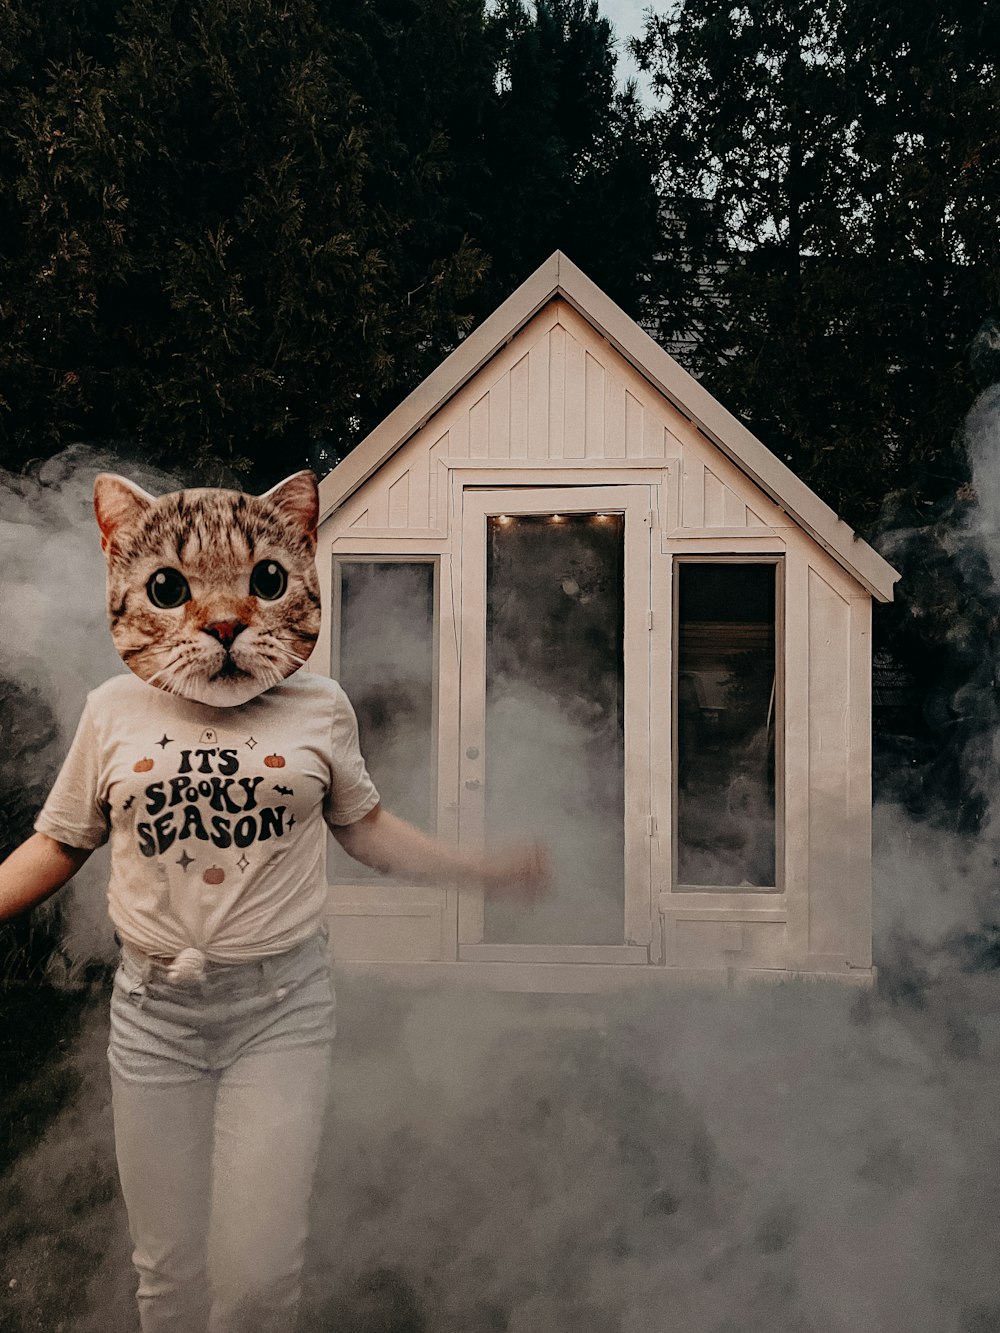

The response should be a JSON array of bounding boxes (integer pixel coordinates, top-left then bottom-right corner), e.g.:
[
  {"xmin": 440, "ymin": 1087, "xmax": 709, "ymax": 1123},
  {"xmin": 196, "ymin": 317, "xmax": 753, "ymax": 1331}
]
[
  {"xmin": 330, "ymin": 302, "xmax": 786, "ymax": 541},
  {"xmin": 318, "ymin": 290, "xmax": 876, "ymax": 983},
  {"xmin": 781, "ymin": 534, "xmax": 873, "ymax": 973}
]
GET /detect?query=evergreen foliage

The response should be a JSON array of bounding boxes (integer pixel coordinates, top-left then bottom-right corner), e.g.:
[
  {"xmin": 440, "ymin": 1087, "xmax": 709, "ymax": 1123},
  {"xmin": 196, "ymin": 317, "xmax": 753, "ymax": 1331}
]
[
  {"xmin": 476, "ymin": 0, "xmax": 667, "ymax": 321},
  {"xmin": 634, "ymin": 0, "xmax": 1000, "ymax": 533},
  {"xmin": 0, "ymin": 0, "xmax": 667, "ymax": 486},
  {"xmin": 0, "ymin": 0, "xmax": 494, "ymax": 484},
  {"xmin": 634, "ymin": 0, "xmax": 1000, "ymax": 815},
  {"xmin": 5, "ymin": 0, "xmax": 1000, "ymax": 814}
]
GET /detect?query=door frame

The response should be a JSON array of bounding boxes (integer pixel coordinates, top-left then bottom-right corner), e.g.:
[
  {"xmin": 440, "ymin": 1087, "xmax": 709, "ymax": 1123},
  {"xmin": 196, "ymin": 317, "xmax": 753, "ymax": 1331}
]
[{"xmin": 458, "ymin": 484, "xmax": 653, "ymax": 963}]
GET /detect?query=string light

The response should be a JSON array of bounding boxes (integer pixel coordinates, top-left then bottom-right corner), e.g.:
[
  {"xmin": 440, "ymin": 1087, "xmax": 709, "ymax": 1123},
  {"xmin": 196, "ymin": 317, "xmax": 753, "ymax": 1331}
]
[{"xmin": 550, "ymin": 513, "xmax": 564, "ymax": 523}]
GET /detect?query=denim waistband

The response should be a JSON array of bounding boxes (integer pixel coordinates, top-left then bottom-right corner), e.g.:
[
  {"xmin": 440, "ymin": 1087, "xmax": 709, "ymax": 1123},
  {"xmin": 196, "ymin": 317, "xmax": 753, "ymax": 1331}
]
[{"xmin": 117, "ymin": 928, "xmax": 329, "ymax": 990}]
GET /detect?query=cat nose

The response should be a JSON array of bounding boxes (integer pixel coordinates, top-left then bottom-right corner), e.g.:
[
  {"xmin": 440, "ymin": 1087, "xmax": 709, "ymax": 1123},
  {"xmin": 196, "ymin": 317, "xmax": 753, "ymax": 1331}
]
[{"xmin": 203, "ymin": 621, "xmax": 247, "ymax": 650}]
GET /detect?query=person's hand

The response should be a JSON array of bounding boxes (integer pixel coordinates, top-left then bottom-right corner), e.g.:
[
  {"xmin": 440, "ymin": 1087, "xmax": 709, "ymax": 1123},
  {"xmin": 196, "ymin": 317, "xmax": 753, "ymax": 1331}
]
[{"xmin": 482, "ymin": 840, "xmax": 550, "ymax": 905}]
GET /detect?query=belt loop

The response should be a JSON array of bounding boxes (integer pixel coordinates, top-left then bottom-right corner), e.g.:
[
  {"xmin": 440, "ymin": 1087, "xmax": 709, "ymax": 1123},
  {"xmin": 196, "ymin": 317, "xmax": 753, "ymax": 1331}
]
[{"xmin": 121, "ymin": 942, "xmax": 154, "ymax": 983}]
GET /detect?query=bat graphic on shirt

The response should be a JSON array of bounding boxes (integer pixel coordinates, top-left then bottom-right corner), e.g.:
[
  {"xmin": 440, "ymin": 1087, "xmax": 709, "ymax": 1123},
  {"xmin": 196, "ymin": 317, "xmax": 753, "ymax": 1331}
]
[
  {"xmin": 273, "ymin": 784, "xmax": 293, "ymax": 796},
  {"xmin": 122, "ymin": 795, "xmax": 135, "ymax": 811}
]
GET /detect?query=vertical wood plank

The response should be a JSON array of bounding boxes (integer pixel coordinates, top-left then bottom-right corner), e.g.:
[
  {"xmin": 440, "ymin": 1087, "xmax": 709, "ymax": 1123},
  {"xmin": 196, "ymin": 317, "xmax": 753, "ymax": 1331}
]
[
  {"xmin": 644, "ymin": 410, "xmax": 665, "ymax": 457},
  {"xmin": 623, "ymin": 487, "xmax": 653, "ymax": 948},
  {"xmin": 604, "ymin": 371, "xmax": 626, "ymax": 458},
  {"xmin": 449, "ymin": 409, "xmax": 468, "ymax": 460},
  {"xmin": 660, "ymin": 463, "xmax": 681, "ymax": 541},
  {"xmin": 681, "ymin": 452, "xmax": 705, "ymax": 528},
  {"xmin": 625, "ymin": 390, "xmax": 644, "ymax": 458},
  {"xmin": 489, "ymin": 370, "xmax": 511, "ymax": 458},
  {"xmin": 408, "ymin": 445, "xmax": 429, "ymax": 529},
  {"xmin": 783, "ymin": 546, "xmax": 810, "ymax": 969},
  {"xmin": 428, "ymin": 434, "xmax": 447, "ymax": 531},
  {"xmin": 806, "ymin": 565, "xmax": 852, "ymax": 959},
  {"xmin": 662, "ymin": 424, "xmax": 684, "ymax": 459},
  {"xmin": 703, "ymin": 468, "xmax": 725, "ymax": 526},
  {"xmin": 528, "ymin": 334, "xmax": 550, "ymax": 458},
  {"xmin": 548, "ymin": 324, "xmax": 566, "ymax": 458},
  {"xmin": 724, "ymin": 485, "xmax": 747, "ymax": 527},
  {"xmin": 846, "ymin": 595, "xmax": 873, "ymax": 968},
  {"xmin": 469, "ymin": 392, "xmax": 490, "ymax": 458},
  {"xmin": 365, "ymin": 482, "xmax": 389, "ymax": 528},
  {"xmin": 437, "ymin": 553, "xmax": 461, "ymax": 959},
  {"xmin": 387, "ymin": 470, "xmax": 409, "ymax": 527},
  {"xmin": 510, "ymin": 354, "xmax": 529, "ymax": 459},
  {"xmin": 563, "ymin": 328, "xmax": 585, "ymax": 456},
  {"xmin": 314, "ymin": 528, "xmax": 334, "ymax": 681},
  {"xmin": 648, "ymin": 546, "xmax": 672, "ymax": 959},
  {"xmin": 585, "ymin": 351, "xmax": 605, "ymax": 457},
  {"xmin": 458, "ymin": 494, "xmax": 487, "ymax": 944}
]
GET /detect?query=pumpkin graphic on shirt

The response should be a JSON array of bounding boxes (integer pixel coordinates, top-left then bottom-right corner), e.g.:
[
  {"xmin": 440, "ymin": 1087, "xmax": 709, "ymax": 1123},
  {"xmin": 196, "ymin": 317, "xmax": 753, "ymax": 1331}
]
[
  {"xmin": 202, "ymin": 865, "xmax": 226, "ymax": 885},
  {"xmin": 133, "ymin": 757, "xmax": 154, "ymax": 772},
  {"xmin": 264, "ymin": 753, "xmax": 286, "ymax": 768}
]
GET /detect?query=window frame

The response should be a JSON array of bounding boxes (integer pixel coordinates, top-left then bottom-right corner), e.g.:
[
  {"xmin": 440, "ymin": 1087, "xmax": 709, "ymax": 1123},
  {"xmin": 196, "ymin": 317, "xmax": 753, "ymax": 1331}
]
[
  {"xmin": 457, "ymin": 483, "xmax": 653, "ymax": 960},
  {"xmin": 329, "ymin": 553, "xmax": 441, "ymax": 862},
  {"xmin": 670, "ymin": 554, "xmax": 786, "ymax": 895}
]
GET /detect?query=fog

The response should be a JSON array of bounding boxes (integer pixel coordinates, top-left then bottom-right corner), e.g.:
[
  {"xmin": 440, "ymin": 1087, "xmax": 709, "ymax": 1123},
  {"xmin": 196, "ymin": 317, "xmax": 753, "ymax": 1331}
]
[
  {"xmin": 0, "ymin": 448, "xmax": 186, "ymax": 976},
  {"xmin": 3, "ymin": 447, "xmax": 1000, "ymax": 1332}
]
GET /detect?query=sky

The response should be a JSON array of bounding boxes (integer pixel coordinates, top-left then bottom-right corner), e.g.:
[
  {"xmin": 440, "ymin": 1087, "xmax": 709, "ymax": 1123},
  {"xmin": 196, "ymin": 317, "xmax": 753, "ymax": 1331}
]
[{"xmin": 602, "ymin": 0, "xmax": 657, "ymax": 96}]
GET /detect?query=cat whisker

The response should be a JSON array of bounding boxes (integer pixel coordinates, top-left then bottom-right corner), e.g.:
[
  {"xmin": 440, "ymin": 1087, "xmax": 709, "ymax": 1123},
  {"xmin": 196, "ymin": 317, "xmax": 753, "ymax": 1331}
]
[
  {"xmin": 260, "ymin": 652, "xmax": 308, "ymax": 673},
  {"xmin": 256, "ymin": 637, "xmax": 310, "ymax": 668}
]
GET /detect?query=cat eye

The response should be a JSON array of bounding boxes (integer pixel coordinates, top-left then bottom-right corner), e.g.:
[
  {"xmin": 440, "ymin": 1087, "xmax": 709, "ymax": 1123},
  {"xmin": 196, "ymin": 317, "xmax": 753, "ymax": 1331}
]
[
  {"xmin": 147, "ymin": 568, "xmax": 191, "ymax": 609},
  {"xmin": 250, "ymin": 559, "xmax": 288, "ymax": 600}
]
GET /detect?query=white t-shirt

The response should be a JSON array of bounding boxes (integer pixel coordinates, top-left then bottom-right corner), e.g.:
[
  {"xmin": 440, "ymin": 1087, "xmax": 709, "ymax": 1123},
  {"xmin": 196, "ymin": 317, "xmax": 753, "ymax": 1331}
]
[{"xmin": 34, "ymin": 670, "xmax": 380, "ymax": 961}]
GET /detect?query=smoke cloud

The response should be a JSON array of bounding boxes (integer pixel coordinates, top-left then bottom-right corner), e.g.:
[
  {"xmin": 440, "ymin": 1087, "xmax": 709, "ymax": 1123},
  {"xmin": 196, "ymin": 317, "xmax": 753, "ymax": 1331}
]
[
  {"xmin": 0, "ymin": 447, "xmax": 185, "ymax": 974},
  {"xmin": 3, "ymin": 445, "xmax": 1000, "ymax": 1333}
]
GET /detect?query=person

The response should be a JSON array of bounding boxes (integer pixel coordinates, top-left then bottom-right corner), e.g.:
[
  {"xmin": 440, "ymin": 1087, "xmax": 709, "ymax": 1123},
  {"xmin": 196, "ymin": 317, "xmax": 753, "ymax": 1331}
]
[{"xmin": 0, "ymin": 468, "xmax": 547, "ymax": 1333}]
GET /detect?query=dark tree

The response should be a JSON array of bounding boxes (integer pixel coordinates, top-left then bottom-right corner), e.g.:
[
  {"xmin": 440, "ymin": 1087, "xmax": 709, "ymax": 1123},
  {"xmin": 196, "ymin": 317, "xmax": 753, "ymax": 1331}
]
[
  {"xmin": 0, "ymin": 0, "xmax": 673, "ymax": 487},
  {"xmin": 633, "ymin": 0, "xmax": 1000, "ymax": 531},
  {"xmin": 634, "ymin": 0, "xmax": 1000, "ymax": 814},
  {"xmin": 476, "ymin": 0, "xmax": 669, "ymax": 322},
  {"xmin": 0, "ymin": 0, "xmax": 493, "ymax": 485}
]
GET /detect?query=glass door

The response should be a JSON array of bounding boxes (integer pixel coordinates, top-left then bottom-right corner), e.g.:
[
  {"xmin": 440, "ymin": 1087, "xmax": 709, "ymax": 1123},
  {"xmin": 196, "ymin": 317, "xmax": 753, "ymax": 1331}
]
[{"xmin": 459, "ymin": 486, "xmax": 652, "ymax": 961}]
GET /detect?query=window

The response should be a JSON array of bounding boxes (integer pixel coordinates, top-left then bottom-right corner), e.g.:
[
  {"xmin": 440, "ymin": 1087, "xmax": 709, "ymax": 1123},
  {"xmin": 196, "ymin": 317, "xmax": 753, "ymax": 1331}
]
[
  {"xmin": 331, "ymin": 559, "xmax": 437, "ymax": 880},
  {"xmin": 675, "ymin": 560, "xmax": 779, "ymax": 890}
]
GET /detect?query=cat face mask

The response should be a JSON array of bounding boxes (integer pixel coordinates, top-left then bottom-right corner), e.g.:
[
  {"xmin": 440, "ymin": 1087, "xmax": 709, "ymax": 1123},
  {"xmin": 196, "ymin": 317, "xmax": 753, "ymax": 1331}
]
[{"xmin": 93, "ymin": 471, "xmax": 321, "ymax": 707}]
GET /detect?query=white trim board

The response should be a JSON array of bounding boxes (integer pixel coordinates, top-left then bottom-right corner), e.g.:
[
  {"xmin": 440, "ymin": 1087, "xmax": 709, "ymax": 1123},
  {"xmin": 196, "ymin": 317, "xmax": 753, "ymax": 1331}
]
[{"xmin": 333, "ymin": 958, "xmax": 878, "ymax": 992}]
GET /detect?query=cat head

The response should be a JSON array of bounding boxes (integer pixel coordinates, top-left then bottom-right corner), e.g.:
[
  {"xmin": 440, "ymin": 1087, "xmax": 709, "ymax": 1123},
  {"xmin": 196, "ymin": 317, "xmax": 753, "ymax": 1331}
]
[{"xmin": 93, "ymin": 471, "xmax": 321, "ymax": 707}]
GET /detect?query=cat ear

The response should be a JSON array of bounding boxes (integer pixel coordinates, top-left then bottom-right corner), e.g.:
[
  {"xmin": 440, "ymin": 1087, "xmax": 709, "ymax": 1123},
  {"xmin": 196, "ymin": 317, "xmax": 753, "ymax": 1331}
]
[
  {"xmin": 259, "ymin": 470, "xmax": 319, "ymax": 542},
  {"xmin": 94, "ymin": 473, "xmax": 156, "ymax": 552}
]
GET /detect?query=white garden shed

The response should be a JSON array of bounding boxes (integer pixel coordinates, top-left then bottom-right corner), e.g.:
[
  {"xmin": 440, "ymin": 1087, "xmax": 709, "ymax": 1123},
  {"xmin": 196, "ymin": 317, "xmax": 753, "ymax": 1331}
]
[{"xmin": 313, "ymin": 252, "xmax": 899, "ymax": 990}]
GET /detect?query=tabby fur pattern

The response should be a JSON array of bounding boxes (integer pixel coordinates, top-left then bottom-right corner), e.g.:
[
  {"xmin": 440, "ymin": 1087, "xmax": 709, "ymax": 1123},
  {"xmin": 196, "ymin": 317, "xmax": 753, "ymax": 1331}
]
[{"xmin": 93, "ymin": 471, "xmax": 321, "ymax": 707}]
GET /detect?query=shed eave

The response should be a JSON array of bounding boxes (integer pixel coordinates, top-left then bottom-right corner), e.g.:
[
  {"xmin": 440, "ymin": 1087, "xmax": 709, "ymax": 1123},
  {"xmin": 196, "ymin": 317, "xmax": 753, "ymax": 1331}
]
[
  {"xmin": 317, "ymin": 253, "xmax": 561, "ymax": 524},
  {"xmin": 317, "ymin": 251, "xmax": 899, "ymax": 603}
]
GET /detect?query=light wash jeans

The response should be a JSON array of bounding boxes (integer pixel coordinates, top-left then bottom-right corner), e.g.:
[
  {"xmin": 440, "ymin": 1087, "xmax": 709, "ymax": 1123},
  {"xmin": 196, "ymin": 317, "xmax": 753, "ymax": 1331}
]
[{"xmin": 108, "ymin": 932, "xmax": 335, "ymax": 1333}]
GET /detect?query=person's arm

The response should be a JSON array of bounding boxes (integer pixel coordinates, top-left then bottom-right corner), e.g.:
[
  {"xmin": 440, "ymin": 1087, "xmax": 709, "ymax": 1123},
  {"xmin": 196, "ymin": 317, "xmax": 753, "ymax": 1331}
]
[
  {"xmin": 0, "ymin": 832, "xmax": 94, "ymax": 923},
  {"xmin": 332, "ymin": 804, "xmax": 548, "ymax": 902}
]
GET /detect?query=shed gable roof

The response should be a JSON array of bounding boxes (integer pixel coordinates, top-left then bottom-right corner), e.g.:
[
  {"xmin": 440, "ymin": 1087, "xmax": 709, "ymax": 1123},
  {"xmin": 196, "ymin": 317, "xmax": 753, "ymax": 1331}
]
[{"xmin": 318, "ymin": 251, "xmax": 898, "ymax": 601}]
